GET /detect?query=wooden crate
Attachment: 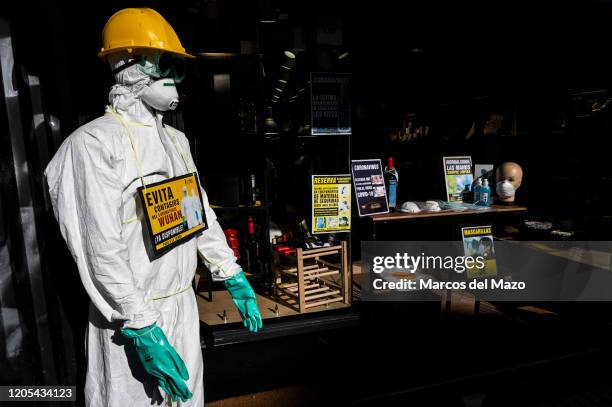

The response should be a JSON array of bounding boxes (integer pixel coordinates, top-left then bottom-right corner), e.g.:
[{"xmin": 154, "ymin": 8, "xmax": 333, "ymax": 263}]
[{"xmin": 273, "ymin": 241, "xmax": 351, "ymax": 313}]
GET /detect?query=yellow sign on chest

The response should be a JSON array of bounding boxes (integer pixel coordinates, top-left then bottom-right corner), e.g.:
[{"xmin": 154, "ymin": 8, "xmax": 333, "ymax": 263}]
[{"xmin": 145, "ymin": 187, "xmax": 175, "ymax": 206}]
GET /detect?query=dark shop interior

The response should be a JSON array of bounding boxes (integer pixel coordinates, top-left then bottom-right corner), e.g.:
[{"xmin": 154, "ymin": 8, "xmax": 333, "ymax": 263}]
[{"xmin": 3, "ymin": 1, "xmax": 612, "ymax": 406}]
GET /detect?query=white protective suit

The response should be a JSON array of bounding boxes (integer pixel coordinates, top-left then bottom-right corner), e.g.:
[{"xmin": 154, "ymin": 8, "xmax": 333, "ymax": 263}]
[{"xmin": 44, "ymin": 56, "xmax": 241, "ymax": 406}]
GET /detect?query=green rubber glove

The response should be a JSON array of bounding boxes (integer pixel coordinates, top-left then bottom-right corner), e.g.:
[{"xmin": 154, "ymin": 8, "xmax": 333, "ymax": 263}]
[
  {"xmin": 224, "ymin": 271, "xmax": 263, "ymax": 333},
  {"xmin": 121, "ymin": 323, "xmax": 192, "ymax": 402}
]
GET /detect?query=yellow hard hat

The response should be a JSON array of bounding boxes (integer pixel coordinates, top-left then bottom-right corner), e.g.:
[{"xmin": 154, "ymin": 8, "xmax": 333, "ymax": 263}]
[{"xmin": 98, "ymin": 8, "xmax": 195, "ymax": 59}]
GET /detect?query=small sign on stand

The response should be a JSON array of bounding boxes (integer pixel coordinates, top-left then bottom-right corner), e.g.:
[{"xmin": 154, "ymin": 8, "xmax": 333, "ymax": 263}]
[{"xmin": 351, "ymin": 159, "xmax": 389, "ymax": 217}]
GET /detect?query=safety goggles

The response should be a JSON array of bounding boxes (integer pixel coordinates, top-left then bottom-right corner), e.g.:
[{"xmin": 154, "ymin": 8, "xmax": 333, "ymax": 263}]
[{"xmin": 112, "ymin": 53, "xmax": 186, "ymax": 84}]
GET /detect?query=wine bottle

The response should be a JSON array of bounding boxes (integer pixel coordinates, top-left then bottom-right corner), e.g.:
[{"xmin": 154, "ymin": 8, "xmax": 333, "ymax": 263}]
[
  {"xmin": 249, "ymin": 174, "xmax": 259, "ymax": 205},
  {"xmin": 246, "ymin": 216, "xmax": 260, "ymax": 273},
  {"xmin": 384, "ymin": 157, "xmax": 399, "ymax": 209}
]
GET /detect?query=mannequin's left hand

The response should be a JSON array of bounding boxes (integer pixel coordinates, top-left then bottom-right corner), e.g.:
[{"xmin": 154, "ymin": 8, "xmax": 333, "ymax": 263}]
[{"xmin": 224, "ymin": 271, "xmax": 263, "ymax": 333}]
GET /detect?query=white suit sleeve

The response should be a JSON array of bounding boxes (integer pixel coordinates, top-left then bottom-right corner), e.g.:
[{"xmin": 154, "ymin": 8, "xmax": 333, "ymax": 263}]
[{"xmin": 46, "ymin": 132, "xmax": 159, "ymax": 329}]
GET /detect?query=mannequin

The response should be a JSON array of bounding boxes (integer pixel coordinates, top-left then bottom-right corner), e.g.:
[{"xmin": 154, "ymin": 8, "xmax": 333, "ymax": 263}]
[
  {"xmin": 44, "ymin": 8, "xmax": 262, "ymax": 406},
  {"xmin": 495, "ymin": 162, "xmax": 523, "ymax": 204}
]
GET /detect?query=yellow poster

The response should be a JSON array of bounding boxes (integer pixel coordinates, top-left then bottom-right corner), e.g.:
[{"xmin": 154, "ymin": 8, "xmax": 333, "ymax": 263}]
[
  {"xmin": 462, "ymin": 225, "xmax": 497, "ymax": 279},
  {"xmin": 138, "ymin": 173, "xmax": 207, "ymax": 257},
  {"xmin": 312, "ymin": 175, "xmax": 351, "ymax": 234}
]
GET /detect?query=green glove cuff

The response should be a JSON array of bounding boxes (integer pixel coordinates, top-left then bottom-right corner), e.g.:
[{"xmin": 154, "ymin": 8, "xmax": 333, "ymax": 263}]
[
  {"xmin": 121, "ymin": 323, "xmax": 157, "ymax": 338},
  {"xmin": 224, "ymin": 271, "xmax": 256, "ymax": 298}
]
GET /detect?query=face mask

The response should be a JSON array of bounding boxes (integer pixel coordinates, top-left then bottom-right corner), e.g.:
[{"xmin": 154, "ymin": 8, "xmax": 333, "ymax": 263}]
[
  {"xmin": 496, "ymin": 180, "xmax": 516, "ymax": 198},
  {"xmin": 139, "ymin": 78, "xmax": 179, "ymax": 111}
]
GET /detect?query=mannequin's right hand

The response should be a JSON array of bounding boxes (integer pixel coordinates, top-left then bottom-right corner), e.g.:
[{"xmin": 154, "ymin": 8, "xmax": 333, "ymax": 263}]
[{"xmin": 121, "ymin": 323, "xmax": 192, "ymax": 402}]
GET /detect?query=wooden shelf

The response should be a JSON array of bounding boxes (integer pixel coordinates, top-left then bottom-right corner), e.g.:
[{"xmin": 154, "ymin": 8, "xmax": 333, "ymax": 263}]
[
  {"xmin": 369, "ymin": 204, "xmax": 527, "ymax": 223},
  {"xmin": 273, "ymin": 242, "xmax": 351, "ymax": 313}
]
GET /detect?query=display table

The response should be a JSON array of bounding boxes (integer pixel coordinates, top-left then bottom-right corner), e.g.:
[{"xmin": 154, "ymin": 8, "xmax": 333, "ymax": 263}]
[
  {"xmin": 366, "ymin": 204, "xmax": 527, "ymax": 240},
  {"xmin": 370, "ymin": 204, "xmax": 527, "ymax": 222}
]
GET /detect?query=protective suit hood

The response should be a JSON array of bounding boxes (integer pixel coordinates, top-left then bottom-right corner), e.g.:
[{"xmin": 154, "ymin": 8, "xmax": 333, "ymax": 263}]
[{"xmin": 107, "ymin": 53, "xmax": 163, "ymax": 124}]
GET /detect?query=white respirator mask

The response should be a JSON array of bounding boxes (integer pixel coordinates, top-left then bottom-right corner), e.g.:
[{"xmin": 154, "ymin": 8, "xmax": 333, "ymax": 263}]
[
  {"xmin": 139, "ymin": 78, "xmax": 179, "ymax": 111},
  {"xmin": 496, "ymin": 180, "xmax": 516, "ymax": 198}
]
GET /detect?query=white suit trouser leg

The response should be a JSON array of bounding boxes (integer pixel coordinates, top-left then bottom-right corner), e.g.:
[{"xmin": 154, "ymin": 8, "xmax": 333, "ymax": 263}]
[{"xmin": 84, "ymin": 290, "xmax": 204, "ymax": 406}]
